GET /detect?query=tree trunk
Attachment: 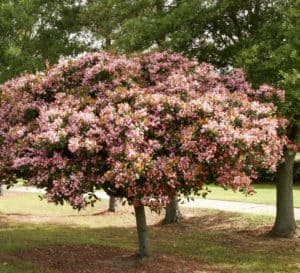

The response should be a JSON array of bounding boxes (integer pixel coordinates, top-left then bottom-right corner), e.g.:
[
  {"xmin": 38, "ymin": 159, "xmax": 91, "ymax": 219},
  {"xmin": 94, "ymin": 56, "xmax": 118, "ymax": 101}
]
[
  {"xmin": 104, "ymin": 36, "xmax": 111, "ymax": 49},
  {"xmin": 134, "ymin": 205, "xmax": 152, "ymax": 258},
  {"xmin": 164, "ymin": 195, "xmax": 182, "ymax": 224},
  {"xmin": 270, "ymin": 149, "xmax": 297, "ymax": 237},
  {"xmin": 154, "ymin": 0, "xmax": 166, "ymax": 46},
  {"xmin": 108, "ymin": 196, "xmax": 119, "ymax": 212},
  {"xmin": 0, "ymin": 184, "xmax": 4, "ymax": 196}
]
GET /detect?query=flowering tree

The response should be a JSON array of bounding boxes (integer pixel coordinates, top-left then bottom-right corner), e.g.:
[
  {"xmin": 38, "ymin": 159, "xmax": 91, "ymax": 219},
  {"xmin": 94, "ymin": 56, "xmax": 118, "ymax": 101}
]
[{"xmin": 0, "ymin": 51, "xmax": 286, "ymax": 257}]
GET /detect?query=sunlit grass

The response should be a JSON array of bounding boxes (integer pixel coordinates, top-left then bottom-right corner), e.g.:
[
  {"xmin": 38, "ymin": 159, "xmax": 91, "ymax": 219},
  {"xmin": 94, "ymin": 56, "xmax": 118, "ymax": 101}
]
[
  {"xmin": 0, "ymin": 192, "xmax": 136, "ymax": 228},
  {"xmin": 201, "ymin": 184, "xmax": 300, "ymax": 207}
]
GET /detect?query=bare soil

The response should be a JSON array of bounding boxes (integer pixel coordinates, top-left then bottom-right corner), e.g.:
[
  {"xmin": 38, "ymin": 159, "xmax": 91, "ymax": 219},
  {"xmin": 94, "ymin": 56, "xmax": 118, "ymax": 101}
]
[{"xmin": 16, "ymin": 245, "xmax": 227, "ymax": 273}]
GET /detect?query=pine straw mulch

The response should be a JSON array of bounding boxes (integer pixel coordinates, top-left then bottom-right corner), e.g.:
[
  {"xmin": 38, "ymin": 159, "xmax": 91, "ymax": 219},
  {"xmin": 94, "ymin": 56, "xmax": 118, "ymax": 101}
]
[{"xmin": 15, "ymin": 245, "xmax": 229, "ymax": 273}]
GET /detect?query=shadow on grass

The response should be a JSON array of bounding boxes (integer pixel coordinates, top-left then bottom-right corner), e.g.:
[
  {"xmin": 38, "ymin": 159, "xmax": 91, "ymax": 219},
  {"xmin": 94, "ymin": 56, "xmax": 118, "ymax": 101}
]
[
  {"xmin": 3, "ymin": 212, "xmax": 117, "ymax": 218},
  {"xmin": 0, "ymin": 210, "xmax": 300, "ymax": 273}
]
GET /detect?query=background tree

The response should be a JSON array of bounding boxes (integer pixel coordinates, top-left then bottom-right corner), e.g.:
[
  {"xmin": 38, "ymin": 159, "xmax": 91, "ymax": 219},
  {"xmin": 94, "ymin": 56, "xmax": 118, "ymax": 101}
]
[
  {"xmin": 0, "ymin": 0, "xmax": 87, "ymax": 83},
  {"xmin": 112, "ymin": 0, "xmax": 282, "ymax": 66},
  {"xmin": 234, "ymin": 0, "xmax": 299, "ymax": 237},
  {"xmin": 79, "ymin": 0, "xmax": 151, "ymax": 50},
  {"xmin": 164, "ymin": 195, "xmax": 182, "ymax": 224}
]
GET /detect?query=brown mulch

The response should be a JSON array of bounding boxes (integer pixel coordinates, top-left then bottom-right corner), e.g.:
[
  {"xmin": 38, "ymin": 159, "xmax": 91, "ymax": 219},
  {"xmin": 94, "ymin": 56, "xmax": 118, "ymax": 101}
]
[{"xmin": 15, "ymin": 245, "xmax": 229, "ymax": 273}]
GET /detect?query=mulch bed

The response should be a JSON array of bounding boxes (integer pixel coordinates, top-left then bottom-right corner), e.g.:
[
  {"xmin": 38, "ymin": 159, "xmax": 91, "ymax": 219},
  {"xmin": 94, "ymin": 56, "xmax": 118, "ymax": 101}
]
[{"xmin": 15, "ymin": 245, "xmax": 230, "ymax": 273}]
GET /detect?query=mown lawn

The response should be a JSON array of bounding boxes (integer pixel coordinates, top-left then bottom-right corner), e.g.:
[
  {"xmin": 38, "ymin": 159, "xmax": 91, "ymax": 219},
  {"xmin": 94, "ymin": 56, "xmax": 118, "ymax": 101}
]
[
  {"xmin": 0, "ymin": 192, "xmax": 300, "ymax": 273},
  {"xmin": 202, "ymin": 184, "xmax": 300, "ymax": 208}
]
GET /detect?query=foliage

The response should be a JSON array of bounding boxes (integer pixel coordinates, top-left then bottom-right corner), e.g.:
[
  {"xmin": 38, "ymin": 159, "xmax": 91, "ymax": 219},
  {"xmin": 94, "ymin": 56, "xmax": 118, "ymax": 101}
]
[
  {"xmin": 234, "ymin": 0, "xmax": 300, "ymax": 143},
  {"xmin": 0, "ymin": 0, "xmax": 87, "ymax": 83},
  {"xmin": 79, "ymin": 0, "xmax": 151, "ymax": 49},
  {"xmin": 0, "ymin": 51, "xmax": 286, "ymax": 210},
  {"xmin": 112, "ymin": 1, "xmax": 283, "ymax": 66}
]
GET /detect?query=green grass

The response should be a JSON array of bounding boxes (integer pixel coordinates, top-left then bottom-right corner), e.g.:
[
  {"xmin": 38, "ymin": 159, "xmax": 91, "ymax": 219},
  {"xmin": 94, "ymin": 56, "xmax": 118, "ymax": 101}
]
[
  {"xmin": 0, "ymin": 192, "xmax": 134, "ymax": 228},
  {"xmin": 152, "ymin": 228, "xmax": 300, "ymax": 273},
  {"xmin": 295, "ymin": 153, "xmax": 300, "ymax": 162},
  {"xmin": 0, "ymin": 192, "xmax": 300, "ymax": 273},
  {"xmin": 2, "ymin": 222, "xmax": 299, "ymax": 273},
  {"xmin": 200, "ymin": 184, "xmax": 300, "ymax": 208}
]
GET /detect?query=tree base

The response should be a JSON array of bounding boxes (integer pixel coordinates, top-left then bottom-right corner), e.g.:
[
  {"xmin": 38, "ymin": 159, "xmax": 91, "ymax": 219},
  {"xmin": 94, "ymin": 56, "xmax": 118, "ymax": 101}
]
[
  {"xmin": 134, "ymin": 205, "xmax": 152, "ymax": 258},
  {"xmin": 108, "ymin": 196, "xmax": 119, "ymax": 212},
  {"xmin": 164, "ymin": 196, "xmax": 182, "ymax": 224},
  {"xmin": 163, "ymin": 213, "xmax": 182, "ymax": 225},
  {"xmin": 0, "ymin": 185, "xmax": 5, "ymax": 196},
  {"xmin": 137, "ymin": 254, "xmax": 153, "ymax": 261},
  {"xmin": 269, "ymin": 225, "xmax": 298, "ymax": 238},
  {"xmin": 270, "ymin": 149, "xmax": 297, "ymax": 239}
]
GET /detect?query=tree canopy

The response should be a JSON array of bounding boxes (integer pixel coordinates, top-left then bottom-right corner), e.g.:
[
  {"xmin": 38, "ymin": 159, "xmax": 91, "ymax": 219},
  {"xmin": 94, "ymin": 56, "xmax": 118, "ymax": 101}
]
[
  {"xmin": 111, "ymin": 0, "xmax": 285, "ymax": 67},
  {"xmin": 235, "ymin": 0, "xmax": 300, "ymax": 132},
  {"xmin": 0, "ymin": 51, "xmax": 286, "ymax": 208}
]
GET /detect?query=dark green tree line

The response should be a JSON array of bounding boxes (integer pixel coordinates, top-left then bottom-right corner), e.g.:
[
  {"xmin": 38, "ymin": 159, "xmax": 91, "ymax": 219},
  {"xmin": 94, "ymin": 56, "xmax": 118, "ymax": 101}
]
[{"xmin": 0, "ymin": 0, "xmax": 86, "ymax": 83}]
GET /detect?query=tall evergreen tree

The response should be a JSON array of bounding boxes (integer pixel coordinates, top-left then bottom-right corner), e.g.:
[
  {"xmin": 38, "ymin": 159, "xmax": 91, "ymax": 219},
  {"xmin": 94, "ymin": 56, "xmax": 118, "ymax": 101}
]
[
  {"xmin": 0, "ymin": 0, "xmax": 87, "ymax": 83},
  {"xmin": 80, "ymin": 0, "xmax": 152, "ymax": 51},
  {"xmin": 113, "ymin": 0, "xmax": 282, "ymax": 67}
]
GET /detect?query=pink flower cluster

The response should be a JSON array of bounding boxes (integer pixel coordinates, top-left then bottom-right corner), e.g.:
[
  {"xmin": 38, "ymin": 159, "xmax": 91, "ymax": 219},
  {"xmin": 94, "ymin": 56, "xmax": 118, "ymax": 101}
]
[
  {"xmin": 0, "ymin": 51, "xmax": 287, "ymax": 210},
  {"xmin": 223, "ymin": 69, "xmax": 285, "ymax": 102}
]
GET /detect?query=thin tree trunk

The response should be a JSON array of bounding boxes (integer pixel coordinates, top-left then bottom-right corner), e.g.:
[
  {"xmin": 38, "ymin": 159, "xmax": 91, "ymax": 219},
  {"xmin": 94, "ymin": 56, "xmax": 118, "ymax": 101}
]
[
  {"xmin": 108, "ymin": 196, "xmax": 119, "ymax": 212},
  {"xmin": 270, "ymin": 149, "xmax": 297, "ymax": 237},
  {"xmin": 0, "ymin": 184, "xmax": 4, "ymax": 196},
  {"xmin": 104, "ymin": 37, "xmax": 111, "ymax": 49},
  {"xmin": 164, "ymin": 195, "xmax": 182, "ymax": 224},
  {"xmin": 134, "ymin": 205, "xmax": 152, "ymax": 258},
  {"xmin": 154, "ymin": 0, "xmax": 167, "ymax": 46}
]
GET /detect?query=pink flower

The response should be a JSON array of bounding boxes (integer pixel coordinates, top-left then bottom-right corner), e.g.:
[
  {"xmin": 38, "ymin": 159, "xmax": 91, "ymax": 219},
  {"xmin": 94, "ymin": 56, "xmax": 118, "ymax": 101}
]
[{"xmin": 68, "ymin": 137, "xmax": 80, "ymax": 153}]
